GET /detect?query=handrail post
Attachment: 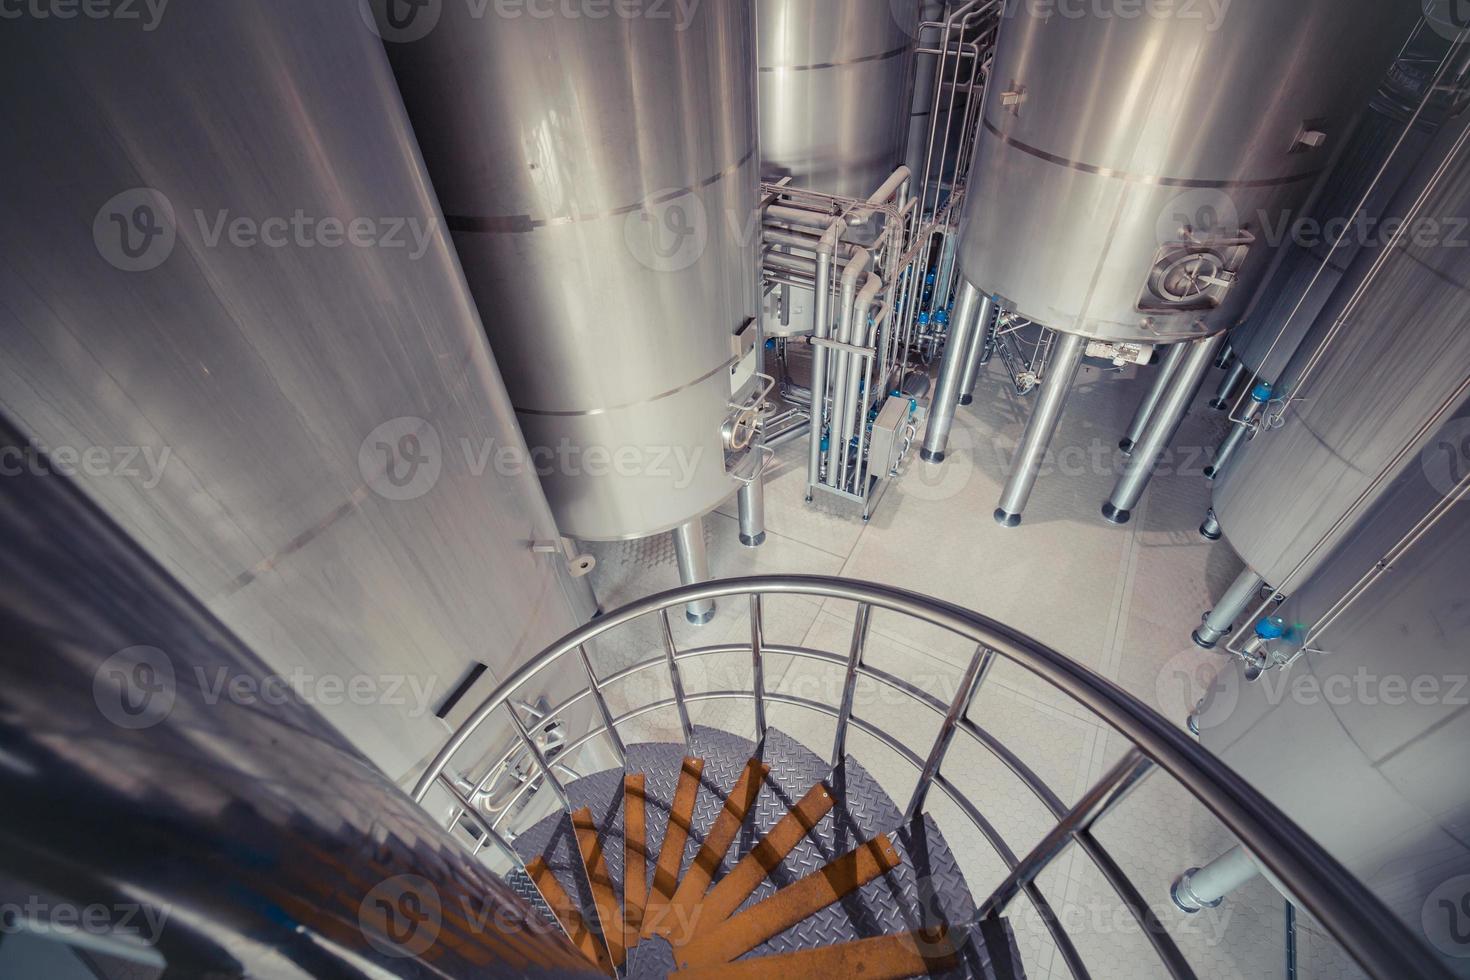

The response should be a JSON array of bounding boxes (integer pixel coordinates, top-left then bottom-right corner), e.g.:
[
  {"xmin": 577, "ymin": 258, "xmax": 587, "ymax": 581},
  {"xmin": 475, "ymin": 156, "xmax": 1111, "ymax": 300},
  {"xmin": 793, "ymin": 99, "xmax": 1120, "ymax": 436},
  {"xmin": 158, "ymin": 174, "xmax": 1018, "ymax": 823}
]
[
  {"xmin": 660, "ymin": 609, "xmax": 696, "ymax": 744},
  {"xmin": 750, "ymin": 594, "xmax": 768, "ymax": 743},
  {"xmin": 577, "ymin": 643, "xmax": 627, "ymax": 764},
  {"xmin": 831, "ymin": 603, "xmax": 872, "ymax": 767},
  {"xmin": 507, "ymin": 703, "xmax": 570, "ymax": 808},
  {"xmin": 979, "ymin": 749, "xmax": 1155, "ymax": 919},
  {"xmin": 904, "ymin": 645, "xmax": 994, "ymax": 821}
]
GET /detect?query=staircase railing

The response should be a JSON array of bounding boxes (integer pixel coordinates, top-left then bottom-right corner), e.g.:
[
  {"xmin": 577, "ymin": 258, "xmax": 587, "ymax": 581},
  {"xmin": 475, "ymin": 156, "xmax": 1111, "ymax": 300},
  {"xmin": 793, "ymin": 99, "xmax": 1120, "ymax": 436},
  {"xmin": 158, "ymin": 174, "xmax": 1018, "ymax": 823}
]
[{"xmin": 413, "ymin": 575, "xmax": 1450, "ymax": 980}]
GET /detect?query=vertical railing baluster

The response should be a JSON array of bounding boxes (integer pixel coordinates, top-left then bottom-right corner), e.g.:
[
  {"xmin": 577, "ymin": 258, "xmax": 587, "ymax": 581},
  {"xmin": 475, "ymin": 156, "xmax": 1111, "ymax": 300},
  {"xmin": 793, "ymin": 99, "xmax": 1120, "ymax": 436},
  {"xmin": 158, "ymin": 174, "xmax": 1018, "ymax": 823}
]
[
  {"xmin": 507, "ymin": 703, "xmax": 569, "ymax": 808},
  {"xmin": 660, "ymin": 608, "xmax": 695, "ymax": 744},
  {"xmin": 438, "ymin": 774, "xmax": 523, "ymax": 870},
  {"xmin": 832, "ymin": 602, "xmax": 872, "ymax": 767},
  {"xmin": 904, "ymin": 645, "xmax": 994, "ymax": 821},
  {"xmin": 750, "ymin": 593, "xmax": 768, "ymax": 743},
  {"xmin": 978, "ymin": 748, "xmax": 1155, "ymax": 919},
  {"xmin": 577, "ymin": 643, "xmax": 627, "ymax": 764}
]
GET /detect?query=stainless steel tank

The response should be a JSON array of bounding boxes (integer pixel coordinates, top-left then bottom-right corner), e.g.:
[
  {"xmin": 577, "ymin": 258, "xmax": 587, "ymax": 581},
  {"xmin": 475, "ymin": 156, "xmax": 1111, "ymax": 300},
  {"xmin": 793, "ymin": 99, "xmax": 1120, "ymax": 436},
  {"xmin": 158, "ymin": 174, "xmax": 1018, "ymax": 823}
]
[
  {"xmin": 958, "ymin": 0, "xmax": 1418, "ymax": 344},
  {"xmin": 0, "ymin": 0, "xmax": 590, "ymax": 784},
  {"xmin": 1211, "ymin": 95, "xmax": 1470, "ymax": 595},
  {"xmin": 759, "ymin": 0, "xmax": 920, "ymax": 197},
  {"xmin": 1197, "ymin": 424, "xmax": 1470, "ymax": 964},
  {"xmin": 379, "ymin": 2, "xmax": 760, "ymax": 543},
  {"xmin": 1229, "ymin": 27, "xmax": 1467, "ymax": 383}
]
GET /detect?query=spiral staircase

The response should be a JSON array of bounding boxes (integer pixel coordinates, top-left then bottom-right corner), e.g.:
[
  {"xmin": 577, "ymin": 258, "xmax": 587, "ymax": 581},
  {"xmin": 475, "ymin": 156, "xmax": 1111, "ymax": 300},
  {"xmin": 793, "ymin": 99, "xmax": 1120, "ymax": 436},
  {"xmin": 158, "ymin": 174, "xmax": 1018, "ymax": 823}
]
[{"xmin": 413, "ymin": 576, "xmax": 1452, "ymax": 980}]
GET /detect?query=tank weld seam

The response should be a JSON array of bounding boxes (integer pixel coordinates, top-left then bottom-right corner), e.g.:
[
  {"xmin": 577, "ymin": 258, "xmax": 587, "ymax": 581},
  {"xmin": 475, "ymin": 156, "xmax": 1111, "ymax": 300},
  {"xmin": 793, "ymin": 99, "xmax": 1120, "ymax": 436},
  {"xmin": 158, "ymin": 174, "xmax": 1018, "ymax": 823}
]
[
  {"xmin": 759, "ymin": 43, "xmax": 910, "ymax": 73},
  {"xmin": 513, "ymin": 356, "xmax": 739, "ymax": 417},
  {"xmin": 444, "ymin": 148, "xmax": 756, "ymax": 233},
  {"xmin": 981, "ymin": 118, "xmax": 1326, "ymax": 189}
]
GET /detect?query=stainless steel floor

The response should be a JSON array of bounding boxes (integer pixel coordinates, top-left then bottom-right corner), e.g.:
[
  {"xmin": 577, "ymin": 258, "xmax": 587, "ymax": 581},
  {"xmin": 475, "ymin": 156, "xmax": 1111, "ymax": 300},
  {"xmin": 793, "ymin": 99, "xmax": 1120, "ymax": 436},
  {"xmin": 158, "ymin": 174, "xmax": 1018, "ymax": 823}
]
[{"xmin": 583, "ymin": 356, "xmax": 1366, "ymax": 980}]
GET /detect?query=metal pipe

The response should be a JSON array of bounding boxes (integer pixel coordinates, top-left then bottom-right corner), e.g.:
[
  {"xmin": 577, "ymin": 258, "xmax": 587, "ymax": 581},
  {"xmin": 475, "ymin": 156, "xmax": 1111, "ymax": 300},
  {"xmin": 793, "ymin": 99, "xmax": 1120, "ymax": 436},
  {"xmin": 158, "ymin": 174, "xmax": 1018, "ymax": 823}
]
[
  {"xmin": 832, "ymin": 603, "xmax": 872, "ymax": 767},
  {"xmin": 673, "ymin": 517, "xmax": 716, "ymax": 625},
  {"xmin": 1200, "ymin": 508, "xmax": 1223, "ymax": 542},
  {"xmin": 959, "ymin": 295, "xmax": 995, "ymax": 405},
  {"xmin": 805, "ymin": 218, "xmax": 846, "ymax": 496},
  {"xmin": 1171, "ymin": 846, "xmax": 1262, "ymax": 913},
  {"xmin": 921, "ymin": 280, "xmax": 985, "ymax": 463},
  {"xmin": 766, "ymin": 203, "xmax": 840, "ymax": 228},
  {"xmin": 1193, "ymin": 568, "xmax": 1267, "ymax": 650},
  {"xmin": 995, "ymin": 330, "xmax": 1088, "ymax": 527},
  {"xmin": 762, "ymin": 247, "xmax": 850, "ymax": 276},
  {"xmin": 838, "ymin": 273, "xmax": 884, "ymax": 491},
  {"xmin": 1103, "ymin": 335, "xmax": 1225, "ymax": 525},
  {"xmin": 577, "ymin": 644, "xmax": 627, "ymax": 763},
  {"xmin": 750, "ymin": 594, "xmax": 767, "ymax": 743},
  {"xmin": 762, "ymin": 225, "xmax": 857, "ymax": 259},
  {"xmin": 1206, "ymin": 382, "xmax": 1272, "ymax": 481},
  {"xmin": 1120, "ymin": 346, "xmax": 1187, "ymax": 455},
  {"xmin": 1210, "ymin": 360, "xmax": 1250, "ymax": 411},
  {"xmin": 826, "ymin": 249, "xmax": 872, "ymax": 487},
  {"xmin": 507, "ymin": 706, "xmax": 570, "ymax": 806}
]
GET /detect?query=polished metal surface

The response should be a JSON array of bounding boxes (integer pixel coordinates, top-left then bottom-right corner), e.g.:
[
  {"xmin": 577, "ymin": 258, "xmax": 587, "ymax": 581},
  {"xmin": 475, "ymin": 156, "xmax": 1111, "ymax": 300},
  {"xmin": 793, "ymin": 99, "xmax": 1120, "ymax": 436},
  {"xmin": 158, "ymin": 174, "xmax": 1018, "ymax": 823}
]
[
  {"xmin": 1200, "ymin": 420, "xmax": 1470, "ymax": 968},
  {"xmin": 958, "ymin": 0, "xmax": 1418, "ymax": 343},
  {"xmin": 1191, "ymin": 569, "xmax": 1267, "ymax": 650},
  {"xmin": 0, "ymin": 0, "xmax": 588, "ymax": 784},
  {"xmin": 1213, "ymin": 99, "xmax": 1470, "ymax": 589},
  {"xmin": 1229, "ymin": 27, "xmax": 1465, "ymax": 381},
  {"xmin": 995, "ymin": 330, "xmax": 1087, "ymax": 525},
  {"xmin": 673, "ymin": 517, "xmax": 717, "ymax": 625},
  {"xmin": 0, "ymin": 412, "xmax": 593, "ymax": 978},
  {"xmin": 381, "ymin": 2, "xmax": 760, "ymax": 541},
  {"xmin": 921, "ymin": 280, "xmax": 985, "ymax": 461},
  {"xmin": 758, "ymin": 0, "xmax": 919, "ymax": 196},
  {"xmin": 416, "ymin": 574, "xmax": 1453, "ymax": 980}
]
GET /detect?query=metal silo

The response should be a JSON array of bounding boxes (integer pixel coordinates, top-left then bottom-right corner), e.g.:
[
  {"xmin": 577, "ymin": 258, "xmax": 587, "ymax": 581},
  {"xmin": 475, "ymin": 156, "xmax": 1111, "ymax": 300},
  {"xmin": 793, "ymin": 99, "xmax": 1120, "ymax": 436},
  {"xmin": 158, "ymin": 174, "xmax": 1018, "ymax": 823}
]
[
  {"xmin": 1192, "ymin": 89, "xmax": 1470, "ymax": 649},
  {"xmin": 377, "ymin": 0, "xmax": 763, "ymax": 624},
  {"xmin": 0, "ymin": 0, "xmax": 591, "ymax": 784},
  {"xmin": 949, "ymin": 0, "xmax": 1418, "ymax": 526},
  {"xmin": 758, "ymin": 0, "xmax": 920, "ymax": 197},
  {"xmin": 1184, "ymin": 417, "xmax": 1470, "ymax": 967}
]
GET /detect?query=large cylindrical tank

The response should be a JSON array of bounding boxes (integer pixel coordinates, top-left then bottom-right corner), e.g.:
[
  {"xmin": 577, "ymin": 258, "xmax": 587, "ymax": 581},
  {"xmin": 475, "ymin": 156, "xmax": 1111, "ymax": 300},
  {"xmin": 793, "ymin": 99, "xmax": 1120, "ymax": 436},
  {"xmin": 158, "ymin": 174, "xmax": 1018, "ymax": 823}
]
[
  {"xmin": 1198, "ymin": 426, "xmax": 1470, "ymax": 967},
  {"xmin": 0, "ymin": 0, "xmax": 589, "ymax": 784},
  {"xmin": 1212, "ymin": 95, "xmax": 1470, "ymax": 590},
  {"xmin": 379, "ymin": 3, "xmax": 760, "ymax": 541},
  {"xmin": 759, "ymin": 0, "xmax": 919, "ymax": 197},
  {"xmin": 1229, "ymin": 28, "xmax": 1467, "ymax": 382},
  {"xmin": 957, "ymin": 0, "xmax": 1419, "ymax": 343}
]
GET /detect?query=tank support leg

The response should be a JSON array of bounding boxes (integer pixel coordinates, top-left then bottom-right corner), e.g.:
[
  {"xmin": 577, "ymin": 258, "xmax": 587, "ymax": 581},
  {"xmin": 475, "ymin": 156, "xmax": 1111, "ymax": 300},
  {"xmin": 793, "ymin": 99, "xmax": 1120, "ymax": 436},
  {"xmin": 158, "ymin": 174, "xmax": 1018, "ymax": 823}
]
[
  {"xmin": 994, "ymin": 330, "xmax": 1088, "ymax": 527},
  {"xmin": 1193, "ymin": 567, "xmax": 1266, "ymax": 649},
  {"xmin": 673, "ymin": 517, "xmax": 716, "ymax": 626},
  {"xmin": 1120, "ymin": 345, "xmax": 1187, "ymax": 455},
  {"xmin": 1172, "ymin": 846, "xmax": 1260, "ymax": 913},
  {"xmin": 921, "ymin": 281, "xmax": 987, "ymax": 463},
  {"xmin": 1102, "ymin": 335, "xmax": 1223, "ymax": 525}
]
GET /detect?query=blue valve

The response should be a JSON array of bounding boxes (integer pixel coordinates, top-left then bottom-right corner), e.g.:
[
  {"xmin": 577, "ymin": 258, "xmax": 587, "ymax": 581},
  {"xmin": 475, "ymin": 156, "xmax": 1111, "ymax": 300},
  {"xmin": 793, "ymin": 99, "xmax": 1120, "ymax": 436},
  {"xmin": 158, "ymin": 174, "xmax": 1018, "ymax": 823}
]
[
  {"xmin": 1254, "ymin": 616, "xmax": 1287, "ymax": 641},
  {"xmin": 1250, "ymin": 382, "xmax": 1273, "ymax": 403}
]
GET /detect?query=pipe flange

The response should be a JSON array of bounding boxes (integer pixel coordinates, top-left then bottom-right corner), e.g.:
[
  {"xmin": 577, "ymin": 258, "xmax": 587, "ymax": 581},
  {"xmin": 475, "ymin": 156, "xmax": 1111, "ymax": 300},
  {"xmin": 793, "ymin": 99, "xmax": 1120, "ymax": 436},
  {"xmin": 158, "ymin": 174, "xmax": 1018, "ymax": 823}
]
[{"xmin": 1171, "ymin": 868, "xmax": 1225, "ymax": 914}]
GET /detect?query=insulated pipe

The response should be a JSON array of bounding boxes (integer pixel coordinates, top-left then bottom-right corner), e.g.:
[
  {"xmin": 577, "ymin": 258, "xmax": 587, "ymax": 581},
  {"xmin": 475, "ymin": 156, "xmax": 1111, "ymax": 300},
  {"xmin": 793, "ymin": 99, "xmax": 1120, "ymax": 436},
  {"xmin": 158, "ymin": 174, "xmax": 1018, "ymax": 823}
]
[
  {"xmin": 767, "ymin": 203, "xmax": 841, "ymax": 228},
  {"xmin": 1210, "ymin": 360, "xmax": 1250, "ymax": 411},
  {"xmin": 1172, "ymin": 846, "xmax": 1262, "ymax": 913},
  {"xmin": 826, "ymin": 248, "xmax": 872, "ymax": 487},
  {"xmin": 958, "ymin": 295, "xmax": 995, "ymax": 405},
  {"xmin": 838, "ymin": 274, "xmax": 885, "ymax": 491},
  {"xmin": 995, "ymin": 331, "xmax": 1088, "ymax": 527},
  {"xmin": 1193, "ymin": 567, "xmax": 1267, "ymax": 649},
  {"xmin": 805, "ymin": 219, "xmax": 845, "ymax": 497},
  {"xmin": 1102, "ymin": 335, "xmax": 1225, "ymax": 525},
  {"xmin": 1119, "ymin": 346, "xmax": 1187, "ymax": 455},
  {"xmin": 673, "ymin": 517, "xmax": 716, "ymax": 625},
  {"xmin": 762, "ymin": 226, "xmax": 859, "ymax": 259},
  {"xmin": 921, "ymin": 280, "xmax": 985, "ymax": 463}
]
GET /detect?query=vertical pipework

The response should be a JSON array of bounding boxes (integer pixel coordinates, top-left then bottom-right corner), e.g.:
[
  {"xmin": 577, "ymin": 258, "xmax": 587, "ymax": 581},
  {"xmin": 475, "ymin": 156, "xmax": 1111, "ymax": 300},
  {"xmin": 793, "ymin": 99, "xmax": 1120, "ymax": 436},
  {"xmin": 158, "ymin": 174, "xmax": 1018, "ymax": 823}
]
[
  {"xmin": 959, "ymin": 296, "xmax": 995, "ymax": 406},
  {"xmin": 737, "ymin": 477, "xmax": 766, "ymax": 548},
  {"xmin": 1193, "ymin": 568, "xmax": 1268, "ymax": 650},
  {"xmin": 673, "ymin": 518, "xmax": 716, "ymax": 626},
  {"xmin": 921, "ymin": 280, "xmax": 985, "ymax": 463},
  {"xmin": 1102, "ymin": 335, "xmax": 1224, "ymax": 525},
  {"xmin": 1120, "ymin": 347, "xmax": 1187, "ymax": 455},
  {"xmin": 1206, "ymin": 382, "xmax": 1273, "ymax": 481},
  {"xmin": 826, "ymin": 248, "xmax": 872, "ymax": 486},
  {"xmin": 994, "ymin": 330, "xmax": 1088, "ymax": 527},
  {"xmin": 806, "ymin": 224, "xmax": 841, "ymax": 497},
  {"xmin": 1210, "ymin": 360, "xmax": 1250, "ymax": 411}
]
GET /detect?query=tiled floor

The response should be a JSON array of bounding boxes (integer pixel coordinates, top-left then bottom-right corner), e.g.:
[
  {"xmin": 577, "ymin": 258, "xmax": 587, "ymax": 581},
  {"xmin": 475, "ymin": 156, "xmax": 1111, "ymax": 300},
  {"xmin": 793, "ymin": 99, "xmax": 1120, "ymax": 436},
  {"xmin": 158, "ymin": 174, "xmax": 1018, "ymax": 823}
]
[{"xmin": 580, "ymin": 356, "xmax": 1365, "ymax": 980}]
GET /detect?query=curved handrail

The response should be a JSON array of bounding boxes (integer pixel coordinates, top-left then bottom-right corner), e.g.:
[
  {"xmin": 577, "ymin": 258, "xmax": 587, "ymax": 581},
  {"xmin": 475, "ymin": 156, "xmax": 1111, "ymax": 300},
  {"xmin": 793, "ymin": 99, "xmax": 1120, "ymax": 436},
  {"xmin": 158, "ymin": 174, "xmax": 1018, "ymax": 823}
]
[{"xmin": 415, "ymin": 574, "xmax": 1450, "ymax": 980}]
